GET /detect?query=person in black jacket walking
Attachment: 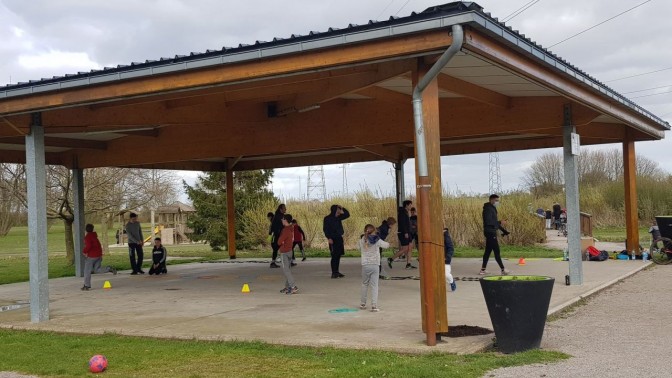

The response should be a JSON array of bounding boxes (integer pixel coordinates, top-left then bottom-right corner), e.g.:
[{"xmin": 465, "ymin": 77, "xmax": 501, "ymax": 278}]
[
  {"xmin": 387, "ymin": 200, "xmax": 416, "ymax": 270},
  {"xmin": 269, "ymin": 204, "xmax": 286, "ymax": 268},
  {"xmin": 480, "ymin": 194, "xmax": 510, "ymax": 275},
  {"xmin": 323, "ymin": 204, "xmax": 350, "ymax": 278}
]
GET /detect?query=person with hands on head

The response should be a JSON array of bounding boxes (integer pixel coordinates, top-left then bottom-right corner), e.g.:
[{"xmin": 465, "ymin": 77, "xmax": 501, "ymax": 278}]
[
  {"xmin": 323, "ymin": 204, "xmax": 350, "ymax": 279},
  {"xmin": 480, "ymin": 194, "xmax": 510, "ymax": 276}
]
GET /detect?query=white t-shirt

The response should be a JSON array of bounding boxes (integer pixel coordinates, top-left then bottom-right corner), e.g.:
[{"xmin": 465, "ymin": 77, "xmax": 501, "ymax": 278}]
[{"xmin": 359, "ymin": 236, "xmax": 390, "ymax": 266}]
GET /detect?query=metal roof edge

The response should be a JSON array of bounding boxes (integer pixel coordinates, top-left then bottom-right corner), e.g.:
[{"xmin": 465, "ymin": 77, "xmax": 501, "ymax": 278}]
[
  {"xmin": 0, "ymin": 12, "xmax": 476, "ymax": 101},
  {"xmin": 464, "ymin": 13, "xmax": 670, "ymax": 131}
]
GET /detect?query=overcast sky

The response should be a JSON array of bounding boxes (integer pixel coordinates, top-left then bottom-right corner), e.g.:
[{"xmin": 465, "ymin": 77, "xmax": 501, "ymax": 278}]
[{"xmin": 1, "ymin": 0, "xmax": 670, "ymax": 201}]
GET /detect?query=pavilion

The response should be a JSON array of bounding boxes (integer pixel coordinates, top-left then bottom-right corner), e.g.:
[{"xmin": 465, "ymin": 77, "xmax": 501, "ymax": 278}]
[{"xmin": 0, "ymin": 2, "xmax": 667, "ymax": 346}]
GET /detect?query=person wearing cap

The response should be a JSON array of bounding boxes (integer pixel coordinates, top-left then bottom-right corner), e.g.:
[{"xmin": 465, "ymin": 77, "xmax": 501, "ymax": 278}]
[{"xmin": 126, "ymin": 212, "xmax": 145, "ymax": 275}]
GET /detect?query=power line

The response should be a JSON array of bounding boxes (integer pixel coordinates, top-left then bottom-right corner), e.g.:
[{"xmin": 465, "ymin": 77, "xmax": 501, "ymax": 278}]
[
  {"xmin": 622, "ymin": 84, "xmax": 672, "ymax": 94},
  {"xmin": 394, "ymin": 0, "xmax": 412, "ymax": 16},
  {"xmin": 548, "ymin": 0, "xmax": 653, "ymax": 48},
  {"xmin": 502, "ymin": 0, "xmax": 542, "ymax": 23},
  {"xmin": 606, "ymin": 66, "xmax": 672, "ymax": 83},
  {"xmin": 376, "ymin": 0, "xmax": 397, "ymax": 20},
  {"xmin": 630, "ymin": 89, "xmax": 672, "ymax": 99}
]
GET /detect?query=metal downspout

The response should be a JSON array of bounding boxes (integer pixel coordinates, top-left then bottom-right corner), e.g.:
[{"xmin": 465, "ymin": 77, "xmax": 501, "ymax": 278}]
[{"xmin": 412, "ymin": 24, "xmax": 464, "ymax": 346}]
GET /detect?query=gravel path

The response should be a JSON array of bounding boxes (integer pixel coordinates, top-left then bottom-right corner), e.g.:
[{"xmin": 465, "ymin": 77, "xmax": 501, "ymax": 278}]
[{"xmin": 487, "ymin": 265, "xmax": 672, "ymax": 378}]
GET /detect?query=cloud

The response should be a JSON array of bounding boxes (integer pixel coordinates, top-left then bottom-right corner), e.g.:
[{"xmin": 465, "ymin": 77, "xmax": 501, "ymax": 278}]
[
  {"xmin": 17, "ymin": 50, "xmax": 100, "ymax": 71},
  {"xmin": 1, "ymin": 0, "xmax": 670, "ymax": 200}
]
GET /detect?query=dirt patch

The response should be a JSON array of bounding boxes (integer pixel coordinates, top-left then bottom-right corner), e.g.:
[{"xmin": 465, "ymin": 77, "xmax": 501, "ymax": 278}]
[{"xmin": 439, "ymin": 325, "xmax": 493, "ymax": 338}]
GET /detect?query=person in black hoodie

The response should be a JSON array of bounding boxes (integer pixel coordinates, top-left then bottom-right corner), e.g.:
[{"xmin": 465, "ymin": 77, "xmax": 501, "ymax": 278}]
[
  {"xmin": 269, "ymin": 204, "xmax": 286, "ymax": 268},
  {"xmin": 323, "ymin": 204, "xmax": 350, "ymax": 278},
  {"xmin": 480, "ymin": 194, "xmax": 510, "ymax": 275},
  {"xmin": 387, "ymin": 200, "xmax": 416, "ymax": 270}
]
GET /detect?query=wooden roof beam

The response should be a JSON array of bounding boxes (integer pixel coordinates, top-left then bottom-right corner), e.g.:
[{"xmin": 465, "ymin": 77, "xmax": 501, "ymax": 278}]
[
  {"xmin": 355, "ymin": 145, "xmax": 405, "ymax": 163},
  {"xmin": 436, "ymin": 73, "xmax": 511, "ymax": 108},
  {"xmin": 0, "ymin": 136, "xmax": 107, "ymax": 150}
]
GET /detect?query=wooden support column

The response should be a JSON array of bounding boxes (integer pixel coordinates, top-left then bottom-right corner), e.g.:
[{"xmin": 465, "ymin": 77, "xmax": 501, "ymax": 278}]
[
  {"xmin": 413, "ymin": 60, "xmax": 448, "ymax": 345},
  {"xmin": 623, "ymin": 132, "xmax": 639, "ymax": 254},
  {"xmin": 226, "ymin": 169, "xmax": 236, "ymax": 259}
]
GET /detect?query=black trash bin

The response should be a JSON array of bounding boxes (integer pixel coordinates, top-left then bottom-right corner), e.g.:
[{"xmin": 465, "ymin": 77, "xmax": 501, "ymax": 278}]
[{"xmin": 480, "ymin": 275, "xmax": 554, "ymax": 354}]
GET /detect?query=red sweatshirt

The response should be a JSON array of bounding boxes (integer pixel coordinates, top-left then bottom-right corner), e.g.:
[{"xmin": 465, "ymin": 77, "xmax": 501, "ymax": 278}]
[
  {"xmin": 83, "ymin": 232, "xmax": 103, "ymax": 258},
  {"xmin": 278, "ymin": 225, "xmax": 294, "ymax": 253}
]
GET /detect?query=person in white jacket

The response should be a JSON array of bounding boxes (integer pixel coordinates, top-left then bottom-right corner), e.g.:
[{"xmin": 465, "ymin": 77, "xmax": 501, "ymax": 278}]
[{"xmin": 359, "ymin": 224, "xmax": 389, "ymax": 312}]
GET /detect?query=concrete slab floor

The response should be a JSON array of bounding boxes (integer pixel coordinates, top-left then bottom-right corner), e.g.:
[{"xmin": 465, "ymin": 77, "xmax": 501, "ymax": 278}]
[{"xmin": 0, "ymin": 257, "xmax": 650, "ymax": 354}]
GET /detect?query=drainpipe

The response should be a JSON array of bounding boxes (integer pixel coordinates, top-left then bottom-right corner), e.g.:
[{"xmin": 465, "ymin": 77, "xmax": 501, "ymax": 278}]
[{"xmin": 412, "ymin": 24, "xmax": 464, "ymax": 347}]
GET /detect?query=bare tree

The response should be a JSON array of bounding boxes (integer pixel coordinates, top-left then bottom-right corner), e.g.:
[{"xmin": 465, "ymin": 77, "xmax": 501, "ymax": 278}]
[
  {"xmin": 524, "ymin": 148, "xmax": 666, "ymax": 196},
  {"xmin": 0, "ymin": 164, "xmax": 26, "ymax": 236},
  {"xmin": 522, "ymin": 152, "xmax": 563, "ymax": 196},
  {"xmin": 0, "ymin": 165, "xmax": 180, "ymax": 264}
]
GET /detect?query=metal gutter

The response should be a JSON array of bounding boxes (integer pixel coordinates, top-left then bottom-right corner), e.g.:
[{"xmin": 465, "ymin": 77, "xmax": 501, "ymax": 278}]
[{"xmin": 412, "ymin": 24, "xmax": 464, "ymax": 347}]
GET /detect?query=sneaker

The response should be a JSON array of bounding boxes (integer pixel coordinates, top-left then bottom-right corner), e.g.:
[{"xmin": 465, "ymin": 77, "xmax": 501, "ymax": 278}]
[
  {"xmin": 289, "ymin": 286, "xmax": 299, "ymax": 294},
  {"xmin": 331, "ymin": 274, "xmax": 339, "ymax": 279},
  {"xmin": 387, "ymin": 258, "xmax": 393, "ymax": 269},
  {"xmin": 501, "ymin": 269, "xmax": 510, "ymax": 275},
  {"xmin": 301, "ymin": 257, "xmax": 306, "ymax": 262},
  {"xmin": 405, "ymin": 263, "xmax": 417, "ymax": 269},
  {"xmin": 138, "ymin": 270, "xmax": 146, "ymax": 274},
  {"xmin": 291, "ymin": 262, "xmax": 297, "ymax": 267},
  {"xmin": 109, "ymin": 267, "xmax": 117, "ymax": 275},
  {"xmin": 371, "ymin": 307, "xmax": 380, "ymax": 312},
  {"xmin": 130, "ymin": 271, "xmax": 138, "ymax": 275},
  {"xmin": 478, "ymin": 269, "xmax": 487, "ymax": 275},
  {"xmin": 450, "ymin": 282, "xmax": 457, "ymax": 292},
  {"xmin": 359, "ymin": 304, "xmax": 367, "ymax": 310},
  {"xmin": 270, "ymin": 262, "xmax": 280, "ymax": 268},
  {"xmin": 280, "ymin": 287, "xmax": 289, "ymax": 294},
  {"xmin": 337, "ymin": 273, "xmax": 345, "ymax": 278},
  {"xmin": 80, "ymin": 285, "xmax": 90, "ymax": 291},
  {"xmin": 379, "ymin": 275, "xmax": 389, "ymax": 280}
]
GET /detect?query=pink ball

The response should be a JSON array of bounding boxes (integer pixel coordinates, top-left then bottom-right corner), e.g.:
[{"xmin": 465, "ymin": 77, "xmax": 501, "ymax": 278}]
[{"xmin": 88, "ymin": 354, "xmax": 108, "ymax": 373}]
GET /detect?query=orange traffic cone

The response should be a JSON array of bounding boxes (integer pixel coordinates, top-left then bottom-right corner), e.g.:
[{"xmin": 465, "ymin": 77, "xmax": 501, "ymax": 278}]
[{"xmin": 517, "ymin": 257, "xmax": 526, "ymax": 266}]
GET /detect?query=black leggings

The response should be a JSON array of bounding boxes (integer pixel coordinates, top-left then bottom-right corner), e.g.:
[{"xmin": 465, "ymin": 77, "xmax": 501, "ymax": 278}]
[
  {"xmin": 330, "ymin": 236, "xmax": 344, "ymax": 274},
  {"xmin": 482, "ymin": 234, "xmax": 504, "ymax": 270},
  {"xmin": 292, "ymin": 241, "xmax": 305, "ymax": 260}
]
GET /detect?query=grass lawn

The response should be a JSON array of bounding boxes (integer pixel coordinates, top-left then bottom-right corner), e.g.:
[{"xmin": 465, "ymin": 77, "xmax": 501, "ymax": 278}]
[
  {"xmin": 0, "ymin": 223, "xmax": 561, "ymax": 285},
  {"xmin": 592, "ymin": 226, "xmax": 650, "ymax": 243},
  {"xmin": 0, "ymin": 244, "xmax": 561, "ymax": 285},
  {"xmin": 0, "ymin": 329, "xmax": 568, "ymax": 378}
]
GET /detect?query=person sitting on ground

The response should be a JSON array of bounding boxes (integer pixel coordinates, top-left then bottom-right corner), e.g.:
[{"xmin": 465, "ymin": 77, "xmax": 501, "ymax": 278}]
[
  {"xmin": 359, "ymin": 224, "xmax": 389, "ymax": 312},
  {"xmin": 149, "ymin": 237, "xmax": 168, "ymax": 275},
  {"xmin": 81, "ymin": 224, "xmax": 116, "ymax": 291},
  {"xmin": 278, "ymin": 214, "xmax": 298, "ymax": 294},
  {"xmin": 291, "ymin": 219, "xmax": 307, "ymax": 263},
  {"xmin": 444, "ymin": 227, "xmax": 456, "ymax": 292}
]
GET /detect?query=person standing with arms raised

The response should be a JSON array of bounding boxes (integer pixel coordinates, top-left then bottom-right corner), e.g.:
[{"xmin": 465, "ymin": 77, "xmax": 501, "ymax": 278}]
[
  {"xmin": 323, "ymin": 204, "xmax": 350, "ymax": 279},
  {"xmin": 126, "ymin": 212, "xmax": 145, "ymax": 275}
]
